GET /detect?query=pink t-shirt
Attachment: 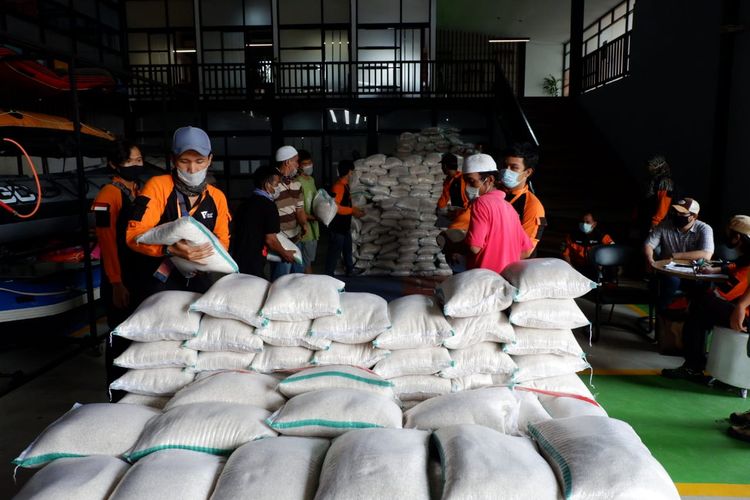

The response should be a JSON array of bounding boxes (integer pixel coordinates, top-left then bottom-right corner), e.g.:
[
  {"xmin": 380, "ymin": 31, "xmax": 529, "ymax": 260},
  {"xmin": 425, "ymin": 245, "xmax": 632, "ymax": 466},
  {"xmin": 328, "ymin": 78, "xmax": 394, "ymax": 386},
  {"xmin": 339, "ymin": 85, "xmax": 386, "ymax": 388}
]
[{"xmin": 465, "ymin": 190, "xmax": 533, "ymax": 273}]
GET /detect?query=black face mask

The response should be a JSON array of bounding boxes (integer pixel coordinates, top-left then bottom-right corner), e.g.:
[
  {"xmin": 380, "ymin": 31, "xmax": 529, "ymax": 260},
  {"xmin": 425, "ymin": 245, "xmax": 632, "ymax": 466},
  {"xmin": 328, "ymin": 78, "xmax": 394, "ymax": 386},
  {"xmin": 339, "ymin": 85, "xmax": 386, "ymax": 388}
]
[
  {"xmin": 671, "ymin": 214, "xmax": 691, "ymax": 228},
  {"xmin": 116, "ymin": 166, "xmax": 146, "ymax": 182}
]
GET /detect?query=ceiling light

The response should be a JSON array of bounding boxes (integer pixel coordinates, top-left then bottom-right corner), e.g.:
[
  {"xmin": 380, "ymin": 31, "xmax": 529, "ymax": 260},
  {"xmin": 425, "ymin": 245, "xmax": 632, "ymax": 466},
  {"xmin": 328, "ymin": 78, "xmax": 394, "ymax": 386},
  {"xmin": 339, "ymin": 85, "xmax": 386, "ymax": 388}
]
[
  {"xmin": 174, "ymin": 49, "xmax": 196, "ymax": 53},
  {"xmin": 344, "ymin": 109, "xmax": 350, "ymax": 125},
  {"xmin": 328, "ymin": 109, "xmax": 337, "ymax": 124},
  {"xmin": 245, "ymin": 43, "xmax": 273, "ymax": 47},
  {"xmin": 488, "ymin": 38, "xmax": 530, "ymax": 43}
]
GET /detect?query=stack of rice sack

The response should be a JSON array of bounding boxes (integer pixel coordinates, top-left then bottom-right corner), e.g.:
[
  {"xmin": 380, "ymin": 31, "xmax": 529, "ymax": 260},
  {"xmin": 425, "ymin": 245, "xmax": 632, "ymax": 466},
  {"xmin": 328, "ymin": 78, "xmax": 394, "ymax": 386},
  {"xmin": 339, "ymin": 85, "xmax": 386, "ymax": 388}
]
[
  {"xmin": 501, "ymin": 258, "xmax": 602, "ymax": 416},
  {"xmin": 395, "ymin": 126, "xmax": 478, "ymax": 158},
  {"xmin": 13, "ymin": 372, "xmax": 680, "ymax": 500},
  {"xmin": 349, "ymin": 152, "xmax": 452, "ymax": 277}
]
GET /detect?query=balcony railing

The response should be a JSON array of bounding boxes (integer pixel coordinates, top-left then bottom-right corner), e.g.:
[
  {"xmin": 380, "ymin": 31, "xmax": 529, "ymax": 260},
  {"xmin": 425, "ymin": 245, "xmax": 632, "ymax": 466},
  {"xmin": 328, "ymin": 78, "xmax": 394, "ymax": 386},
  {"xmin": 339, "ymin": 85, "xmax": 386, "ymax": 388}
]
[
  {"xmin": 128, "ymin": 60, "xmax": 504, "ymax": 100},
  {"xmin": 581, "ymin": 32, "xmax": 631, "ymax": 93}
]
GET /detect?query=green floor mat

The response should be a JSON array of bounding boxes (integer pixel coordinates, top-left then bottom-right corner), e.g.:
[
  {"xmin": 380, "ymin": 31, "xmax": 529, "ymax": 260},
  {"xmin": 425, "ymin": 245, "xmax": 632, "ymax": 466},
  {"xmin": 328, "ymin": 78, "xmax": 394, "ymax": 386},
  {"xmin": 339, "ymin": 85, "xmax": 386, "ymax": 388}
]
[{"xmin": 589, "ymin": 375, "xmax": 750, "ymax": 485}]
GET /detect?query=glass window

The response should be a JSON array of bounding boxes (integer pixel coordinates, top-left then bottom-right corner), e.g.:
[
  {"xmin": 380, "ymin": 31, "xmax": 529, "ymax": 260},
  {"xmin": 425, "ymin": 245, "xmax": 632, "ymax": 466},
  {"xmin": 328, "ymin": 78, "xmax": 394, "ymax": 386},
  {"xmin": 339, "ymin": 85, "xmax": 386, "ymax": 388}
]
[
  {"xmin": 223, "ymin": 32, "xmax": 244, "ymax": 49},
  {"xmin": 280, "ymin": 29, "xmax": 321, "ymax": 48},
  {"xmin": 357, "ymin": 0, "xmax": 399, "ymax": 24},
  {"xmin": 201, "ymin": 0, "xmax": 243, "ymax": 26},
  {"xmin": 279, "ymin": 0, "xmax": 321, "ymax": 24},
  {"xmin": 358, "ymin": 29, "xmax": 394, "ymax": 48},
  {"xmin": 126, "ymin": 1, "xmax": 166, "ymax": 28},
  {"xmin": 402, "ymin": 0, "xmax": 429, "ymax": 23},
  {"xmin": 203, "ymin": 31, "xmax": 221, "ymax": 49},
  {"xmin": 207, "ymin": 111, "xmax": 271, "ymax": 131},
  {"xmin": 129, "ymin": 52, "xmax": 150, "ymax": 65},
  {"xmin": 168, "ymin": 0, "xmax": 194, "ymax": 27},
  {"xmin": 244, "ymin": 0, "xmax": 272, "ymax": 26},
  {"xmin": 150, "ymin": 34, "xmax": 169, "ymax": 51},
  {"xmin": 323, "ymin": 0, "xmax": 349, "ymax": 24},
  {"xmin": 283, "ymin": 112, "xmax": 322, "ymax": 131},
  {"xmin": 99, "ymin": 4, "xmax": 120, "ymax": 29},
  {"xmin": 278, "ymin": 49, "xmax": 322, "ymax": 63},
  {"xmin": 129, "ymin": 33, "xmax": 148, "ymax": 51},
  {"xmin": 227, "ymin": 136, "xmax": 271, "ymax": 156}
]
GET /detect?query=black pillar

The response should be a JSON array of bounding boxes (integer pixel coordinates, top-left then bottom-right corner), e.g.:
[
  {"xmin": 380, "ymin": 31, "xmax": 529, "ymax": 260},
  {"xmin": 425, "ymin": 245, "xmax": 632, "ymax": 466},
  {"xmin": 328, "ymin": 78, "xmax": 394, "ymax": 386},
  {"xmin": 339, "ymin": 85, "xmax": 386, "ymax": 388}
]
[
  {"xmin": 707, "ymin": 0, "xmax": 740, "ymax": 225},
  {"xmin": 568, "ymin": 0, "xmax": 585, "ymax": 97}
]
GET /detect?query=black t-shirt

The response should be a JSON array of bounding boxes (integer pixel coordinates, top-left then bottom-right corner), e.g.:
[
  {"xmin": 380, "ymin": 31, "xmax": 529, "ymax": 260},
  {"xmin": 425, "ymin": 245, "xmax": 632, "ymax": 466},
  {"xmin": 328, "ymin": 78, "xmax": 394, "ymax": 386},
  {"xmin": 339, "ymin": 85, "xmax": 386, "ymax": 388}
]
[{"xmin": 230, "ymin": 193, "xmax": 281, "ymax": 277}]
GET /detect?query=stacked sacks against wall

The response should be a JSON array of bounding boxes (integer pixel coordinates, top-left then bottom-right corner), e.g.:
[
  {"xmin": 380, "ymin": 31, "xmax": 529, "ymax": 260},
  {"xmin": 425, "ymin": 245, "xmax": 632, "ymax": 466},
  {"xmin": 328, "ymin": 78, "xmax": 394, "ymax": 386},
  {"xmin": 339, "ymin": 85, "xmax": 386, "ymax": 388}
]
[
  {"xmin": 395, "ymin": 126, "xmax": 478, "ymax": 158},
  {"xmin": 349, "ymin": 152, "xmax": 452, "ymax": 277}
]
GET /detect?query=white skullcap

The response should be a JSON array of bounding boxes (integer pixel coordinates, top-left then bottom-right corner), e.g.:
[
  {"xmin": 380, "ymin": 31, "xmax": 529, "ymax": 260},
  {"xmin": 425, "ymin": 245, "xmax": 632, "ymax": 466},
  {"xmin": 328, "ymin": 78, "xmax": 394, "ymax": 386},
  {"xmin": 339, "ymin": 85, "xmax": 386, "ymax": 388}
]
[
  {"xmin": 463, "ymin": 153, "xmax": 497, "ymax": 174},
  {"xmin": 275, "ymin": 145, "xmax": 298, "ymax": 162}
]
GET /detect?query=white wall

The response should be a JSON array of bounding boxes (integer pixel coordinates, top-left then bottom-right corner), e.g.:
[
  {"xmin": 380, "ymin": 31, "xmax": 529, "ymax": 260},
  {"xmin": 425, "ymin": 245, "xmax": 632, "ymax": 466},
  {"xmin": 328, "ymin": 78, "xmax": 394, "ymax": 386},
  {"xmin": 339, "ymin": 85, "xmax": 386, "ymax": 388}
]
[{"xmin": 524, "ymin": 42, "xmax": 563, "ymax": 96}]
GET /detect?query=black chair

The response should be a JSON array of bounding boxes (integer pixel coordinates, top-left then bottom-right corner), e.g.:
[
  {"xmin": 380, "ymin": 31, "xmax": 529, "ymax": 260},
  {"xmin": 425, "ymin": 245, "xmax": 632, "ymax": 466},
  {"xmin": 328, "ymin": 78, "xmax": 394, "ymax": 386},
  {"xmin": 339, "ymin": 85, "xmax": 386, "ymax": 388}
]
[{"xmin": 589, "ymin": 244, "xmax": 655, "ymax": 342}]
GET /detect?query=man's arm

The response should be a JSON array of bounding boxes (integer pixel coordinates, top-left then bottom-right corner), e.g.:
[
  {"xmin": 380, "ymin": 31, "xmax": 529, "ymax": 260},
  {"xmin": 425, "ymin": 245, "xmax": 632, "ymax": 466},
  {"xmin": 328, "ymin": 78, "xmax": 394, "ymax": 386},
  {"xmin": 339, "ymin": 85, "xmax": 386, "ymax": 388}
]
[
  {"xmin": 730, "ymin": 275, "xmax": 750, "ymax": 332},
  {"xmin": 265, "ymin": 234, "xmax": 296, "ymax": 263},
  {"xmin": 672, "ymin": 249, "xmax": 713, "ymax": 261},
  {"xmin": 644, "ymin": 244, "xmax": 656, "ymax": 267}
]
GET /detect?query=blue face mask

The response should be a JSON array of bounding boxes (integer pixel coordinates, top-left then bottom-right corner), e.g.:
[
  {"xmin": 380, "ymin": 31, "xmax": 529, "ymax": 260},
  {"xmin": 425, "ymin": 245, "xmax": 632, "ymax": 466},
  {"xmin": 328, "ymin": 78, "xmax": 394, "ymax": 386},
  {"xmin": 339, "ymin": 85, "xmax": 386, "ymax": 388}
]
[
  {"xmin": 580, "ymin": 222, "xmax": 594, "ymax": 234},
  {"xmin": 501, "ymin": 168, "xmax": 522, "ymax": 189}
]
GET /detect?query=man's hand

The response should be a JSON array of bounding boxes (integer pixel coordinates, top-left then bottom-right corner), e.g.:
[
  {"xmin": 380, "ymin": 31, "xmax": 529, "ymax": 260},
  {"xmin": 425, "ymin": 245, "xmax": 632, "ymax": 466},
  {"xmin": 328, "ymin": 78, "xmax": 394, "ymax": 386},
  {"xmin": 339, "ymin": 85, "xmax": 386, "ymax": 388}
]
[
  {"xmin": 112, "ymin": 283, "xmax": 130, "ymax": 309},
  {"xmin": 730, "ymin": 305, "xmax": 748, "ymax": 332},
  {"xmin": 307, "ymin": 214, "xmax": 318, "ymax": 222},
  {"xmin": 281, "ymin": 249, "xmax": 297, "ymax": 263},
  {"xmin": 299, "ymin": 223, "xmax": 308, "ymax": 238},
  {"xmin": 168, "ymin": 239, "xmax": 214, "ymax": 263},
  {"xmin": 353, "ymin": 207, "xmax": 365, "ymax": 218}
]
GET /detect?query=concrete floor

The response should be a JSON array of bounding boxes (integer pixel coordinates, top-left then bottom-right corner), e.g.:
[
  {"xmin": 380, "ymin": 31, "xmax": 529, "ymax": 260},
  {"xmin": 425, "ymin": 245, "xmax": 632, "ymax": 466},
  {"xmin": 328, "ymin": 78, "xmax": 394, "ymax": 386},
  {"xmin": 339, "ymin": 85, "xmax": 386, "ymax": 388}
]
[{"xmin": 0, "ymin": 299, "xmax": 741, "ymax": 499}]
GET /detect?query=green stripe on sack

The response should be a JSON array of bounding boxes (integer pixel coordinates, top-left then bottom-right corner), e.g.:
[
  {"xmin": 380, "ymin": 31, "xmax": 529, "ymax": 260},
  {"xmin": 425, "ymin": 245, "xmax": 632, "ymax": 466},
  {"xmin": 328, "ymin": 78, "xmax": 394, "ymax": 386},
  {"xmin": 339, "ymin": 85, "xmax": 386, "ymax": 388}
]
[
  {"xmin": 528, "ymin": 424, "xmax": 573, "ymax": 500},
  {"xmin": 266, "ymin": 418, "xmax": 384, "ymax": 430},
  {"xmin": 125, "ymin": 444, "xmax": 234, "ymax": 462},
  {"xmin": 279, "ymin": 371, "xmax": 394, "ymax": 387},
  {"xmin": 12, "ymin": 452, "xmax": 86, "ymax": 467}
]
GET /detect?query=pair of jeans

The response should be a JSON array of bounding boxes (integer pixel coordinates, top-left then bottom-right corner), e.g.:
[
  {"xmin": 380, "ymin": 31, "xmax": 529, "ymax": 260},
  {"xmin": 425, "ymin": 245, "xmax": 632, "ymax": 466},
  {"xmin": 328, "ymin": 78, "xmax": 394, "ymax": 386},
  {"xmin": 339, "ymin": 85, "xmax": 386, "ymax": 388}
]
[
  {"xmin": 269, "ymin": 243, "xmax": 306, "ymax": 281},
  {"xmin": 325, "ymin": 231, "xmax": 353, "ymax": 276}
]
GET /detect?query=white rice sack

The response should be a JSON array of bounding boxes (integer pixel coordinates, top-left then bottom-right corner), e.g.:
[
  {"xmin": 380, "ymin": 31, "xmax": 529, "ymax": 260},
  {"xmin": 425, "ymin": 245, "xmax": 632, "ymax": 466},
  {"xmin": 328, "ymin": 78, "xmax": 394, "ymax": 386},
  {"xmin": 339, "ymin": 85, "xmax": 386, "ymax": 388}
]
[
  {"xmin": 266, "ymin": 232, "xmax": 304, "ymax": 266},
  {"xmin": 165, "ymin": 371, "xmax": 285, "ymax": 411},
  {"xmin": 378, "ymin": 176, "xmax": 399, "ymax": 187},
  {"xmin": 436, "ymin": 269, "xmax": 515, "ymax": 318},
  {"xmin": 113, "ymin": 340, "xmax": 196, "ymax": 370},
  {"xmin": 13, "ymin": 403, "xmax": 159, "ymax": 468},
  {"xmin": 509, "ymin": 299, "xmax": 591, "ymax": 329},
  {"xmin": 312, "ymin": 188, "xmax": 338, "ymax": 226},
  {"xmin": 365, "ymin": 153, "xmax": 387, "ymax": 166},
  {"xmin": 369, "ymin": 185, "xmax": 390, "ymax": 196},
  {"xmin": 309, "ymin": 292, "xmax": 391, "ymax": 344},
  {"xmin": 135, "ymin": 216, "xmax": 239, "ymax": 276},
  {"xmin": 504, "ymin": 327, "xmax": 584, "ymax": 356},
  {"xmin": 118, "ymin": 393, "xmax": 171, "ymax": 409},
  {"xmin": 538, "ymin": 393, "xmax": 608, "ymax": 419},
  {"xmin": 358, "ymin": 173, "xmax": 378, "ymax": 186},
  {"xmin": 390, "ymin": 375, "xmax": 452, "ymax": 401},
  {"xmin": 127, "ymin": 402, "xmax": 275, "ymax": 461},
  {"xmin": 189, "ymin": 273, "xmax": 268, "ymax": 328},
  {"xmin": 433, "ymin": 425, "xmax": 559, "ymax": 500},
  {"xmin": 440, "ymin": 342, "xmax": 517, "ymax": 379},
  {"xmin": 502, "ymin": 258, "xmax": 597, "ymax": 302},
  {"xmin": 211, "ymin": 437, "xmax": 329, "ymax": 500},
  {"xmin": 261, "ymin": 274, "xmax": 345, "ymax": 321},
  {"xmin": 404, "ymin": 387, "xmax": 519, "ymax": 433},
  {"xmin": 251, "ymin": 346, "xmax": 313, "ymax": 373},
  {"xmin": 113, "ymin": 291, "xmax": 201, "ymax": 341},
  {"xmin": 311, "ymin": 342, "xmax": 390, "ymax": 368},
  {"xmin": 395, "ymin": 197, "xmax": 421, "ymax": 211},
  {"xmin": 374, "ymin": 295, "xmax": 454, "ymax": 350},
  {"xmin": 529, "ymin": 416, "xmax": 680, "ymax": 500},
  {"xmin": 515, "ymin": 391, "xmax": 553, "ymax": 435},
  {"xmin": 373, "ymin": 347, "xmax": 453, "ymax": 379},
  {"xmin": 13, "ymin": 456, "xmax": 129, "ymax": 500},
  {"xmin": 444, "ymin": 311, "xmax": 515, "ymax": 349},
  {"xmin": 193, "ymin": 351, "xmax": 256, "ymax": 372},
  {"xmin": 315, "ymin": 428, "xmax": 431, "ymax": 500},
  {"xmin": 450, "ymin": 374, "xmax": 494, "ymax": 392},
  {"xmin": 385, "ymin": 157, "xmax": 403, "ymax": 168},
  {"xmin": 512, "ymin": 353, "xmax": 590, "ymax": 383},
  {"xmin": 278, "ymin": 365, "xmax": 394, "ymax": 398},
  {"xmin": 423, "ymin": 152, "xmax": 443, "ymax": 165},
  {"xmin": 256, "ymin": 320, "xmax": 330, "ymax": 350},
  {"xmin": 184, "ymin": 316, "xmax": 263, "ymax": 353},
  {"xmin": 266, "ymin": 388, "xmax": 402, "ymax": 437},
  {"xmin": 110, "ymin": 367, "xmax": 196, "ymax": 396},
  {"xmin": 109, "ymin": 449, "xmax": 224, "ymax": 500},
  {"xmin": 517, "ymin": 373, "xmax": 597, "ymax": 399}
]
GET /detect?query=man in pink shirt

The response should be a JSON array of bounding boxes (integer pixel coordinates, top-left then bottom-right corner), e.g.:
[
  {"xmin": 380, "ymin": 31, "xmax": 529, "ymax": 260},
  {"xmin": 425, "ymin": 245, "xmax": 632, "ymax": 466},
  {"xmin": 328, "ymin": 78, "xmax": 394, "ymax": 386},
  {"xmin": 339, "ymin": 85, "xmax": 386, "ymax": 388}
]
[{"xmin": 462, "ymin": 153, "xmax": 533, "ymax": 273}]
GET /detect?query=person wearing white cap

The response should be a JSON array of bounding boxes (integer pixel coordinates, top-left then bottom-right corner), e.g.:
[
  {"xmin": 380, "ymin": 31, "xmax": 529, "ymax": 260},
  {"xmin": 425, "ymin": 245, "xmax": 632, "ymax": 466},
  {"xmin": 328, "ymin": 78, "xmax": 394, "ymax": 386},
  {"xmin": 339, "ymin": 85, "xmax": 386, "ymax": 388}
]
[
  {"xmin": 663, "ymin": 215, "xmax": 750, "ymax": 384},
  {"xmin": 449, "ymin": 153, "xmax": 533, "ymax": 274},
  {"xmin": 126, "ymin": 126, "xmax": 231, "ymax": 294},
  {"xmin": 270, "ymin": 145, "xmax": 308, "ymax": 280},
  {"xmin": 645, "ymin": 197, "xmax": 714, "ymax": 311}
]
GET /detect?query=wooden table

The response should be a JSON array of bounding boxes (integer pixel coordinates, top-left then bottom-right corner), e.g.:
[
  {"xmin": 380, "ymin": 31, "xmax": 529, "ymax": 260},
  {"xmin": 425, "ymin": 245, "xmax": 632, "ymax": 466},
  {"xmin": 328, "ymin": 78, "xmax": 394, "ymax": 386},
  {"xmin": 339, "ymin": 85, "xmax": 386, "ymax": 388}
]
[{"xmin": 651, "ymin": 259, "xmax": 728, "ymax": 282}]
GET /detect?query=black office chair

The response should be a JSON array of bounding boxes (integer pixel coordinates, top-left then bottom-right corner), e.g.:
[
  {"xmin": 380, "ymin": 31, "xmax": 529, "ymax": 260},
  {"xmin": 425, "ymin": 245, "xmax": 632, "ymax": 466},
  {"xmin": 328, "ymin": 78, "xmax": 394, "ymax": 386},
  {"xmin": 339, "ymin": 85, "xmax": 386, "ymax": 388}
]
[{"xmin": 589, "ymin": 244, "xmax": 655, "ymax": 343}]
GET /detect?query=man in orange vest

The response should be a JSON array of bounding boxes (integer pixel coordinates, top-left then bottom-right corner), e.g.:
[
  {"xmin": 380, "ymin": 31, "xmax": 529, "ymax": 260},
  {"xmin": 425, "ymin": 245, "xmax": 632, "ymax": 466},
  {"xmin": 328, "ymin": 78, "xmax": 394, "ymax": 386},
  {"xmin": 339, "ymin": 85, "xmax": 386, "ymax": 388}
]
[{"xmin": 500, "ymin": 142, "xmax": 546, "ymax": 252}]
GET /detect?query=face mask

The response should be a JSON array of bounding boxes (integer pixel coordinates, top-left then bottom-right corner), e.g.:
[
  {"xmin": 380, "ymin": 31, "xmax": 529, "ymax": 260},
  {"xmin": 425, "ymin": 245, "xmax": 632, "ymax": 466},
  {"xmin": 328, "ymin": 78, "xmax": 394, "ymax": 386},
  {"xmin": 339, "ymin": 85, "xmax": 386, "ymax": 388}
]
[
  {"xmin": 501, "ymin": 168, "xmax": 521, "ymax": 189},
  {"xmin": 671, "ymin": 214, "xmax": 691, "ymax": 228},
  {"xmin": 466, "ymin": 186, "xmax": 481, "ymax": 201},
  {"xmin": 117, "ymin": 166, "xmax": 145, "ymax": 182},
  {"xmin": 271, "ymin": 184, "xmax": 283, "ymax": 200},
  {"xmin": 176, "ymin": 168, "xmax": 207, "ymax": 187},
  {"xmin": 302, "ymin": 165, "xmax": 313, "ymax": 176},
  {"xmin": 580, "ymin": 223, "xmax": 594, "ymax": 234}
]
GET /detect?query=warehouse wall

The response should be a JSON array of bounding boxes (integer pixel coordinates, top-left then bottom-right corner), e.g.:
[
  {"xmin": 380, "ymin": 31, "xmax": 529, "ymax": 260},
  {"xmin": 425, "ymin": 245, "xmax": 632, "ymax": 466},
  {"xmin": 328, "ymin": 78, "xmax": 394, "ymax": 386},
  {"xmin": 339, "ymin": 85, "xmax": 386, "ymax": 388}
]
[
  {"xmin": 524, "ymin": 42, "xmax": 564, "ymax": 96},
  {"xmin": 578, "ymin": 0, "xmax": 722, "ymax": 216}
]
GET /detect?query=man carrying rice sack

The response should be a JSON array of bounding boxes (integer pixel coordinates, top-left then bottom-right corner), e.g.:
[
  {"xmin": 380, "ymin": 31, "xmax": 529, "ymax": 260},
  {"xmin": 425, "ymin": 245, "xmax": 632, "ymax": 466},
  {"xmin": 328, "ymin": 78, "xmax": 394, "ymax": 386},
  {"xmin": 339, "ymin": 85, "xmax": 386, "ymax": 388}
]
[
  {"xmin": 448, "ymin": 154, "xmax": 533, "ymax": 274},
  {"xmin": 325, "ymin": 160, "xmax": 365, "ymax": 276},
  {"xmin": 231, "ymin": 166, "xmax": 298, "ymax": 278},
  {"xmin": 126, "ymin": 126, "xmax": 231, "ymax": 295}
]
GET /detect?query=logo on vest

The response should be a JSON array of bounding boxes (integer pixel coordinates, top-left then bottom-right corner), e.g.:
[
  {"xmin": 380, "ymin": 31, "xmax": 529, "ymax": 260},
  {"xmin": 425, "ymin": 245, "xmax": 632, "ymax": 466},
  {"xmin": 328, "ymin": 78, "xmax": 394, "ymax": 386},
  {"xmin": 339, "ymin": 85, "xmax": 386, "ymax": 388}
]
[{"xmin": 200, "ymin": 211, "xmax": 214, "ymax": 219}]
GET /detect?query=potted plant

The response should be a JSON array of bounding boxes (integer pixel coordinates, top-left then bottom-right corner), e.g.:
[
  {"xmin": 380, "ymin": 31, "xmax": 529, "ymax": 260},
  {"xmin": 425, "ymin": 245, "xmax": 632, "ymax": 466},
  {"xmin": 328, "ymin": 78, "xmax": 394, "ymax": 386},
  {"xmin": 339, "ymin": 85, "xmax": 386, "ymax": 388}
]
[{"xmin": 542, "ymin": 74, "xmax": 561, "ymax": 97}]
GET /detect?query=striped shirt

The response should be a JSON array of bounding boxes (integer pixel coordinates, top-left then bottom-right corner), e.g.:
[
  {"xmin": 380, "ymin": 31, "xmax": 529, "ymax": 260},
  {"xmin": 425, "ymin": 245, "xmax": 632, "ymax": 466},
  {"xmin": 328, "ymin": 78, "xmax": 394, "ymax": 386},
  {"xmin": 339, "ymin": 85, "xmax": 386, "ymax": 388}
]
[
  {"xmin": 275, "ymin": 179, "xmax": 304, "ymax": 242},
  {"xmin": 645, "ymin": 219, "xmax": 714, "ymax": 258}
]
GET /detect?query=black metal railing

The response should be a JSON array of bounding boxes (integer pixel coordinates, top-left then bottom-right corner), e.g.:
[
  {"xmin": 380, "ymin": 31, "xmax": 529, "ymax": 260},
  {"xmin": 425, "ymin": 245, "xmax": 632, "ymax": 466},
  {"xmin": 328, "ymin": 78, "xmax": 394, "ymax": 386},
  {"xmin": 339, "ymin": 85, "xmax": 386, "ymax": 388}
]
[
  {"xmin": 128, "ymin": 60, "xmax": 502, "ymax": 100},
  {"xmin": 582, "ymin": 32, "xmax": 631, "ymax": 92}
]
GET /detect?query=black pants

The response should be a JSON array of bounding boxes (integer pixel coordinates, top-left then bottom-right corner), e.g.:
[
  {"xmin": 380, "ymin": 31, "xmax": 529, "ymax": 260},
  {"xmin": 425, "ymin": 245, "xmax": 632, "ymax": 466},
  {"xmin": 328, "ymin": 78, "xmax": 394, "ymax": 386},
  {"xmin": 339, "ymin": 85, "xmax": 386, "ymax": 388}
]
[
  {"xmin": 325, "ymin": 231, "xmax": 353, "ymax": 276},
  {"xmin": 682, "ymin": 293, "xmax": 748, "ymax": 370}
]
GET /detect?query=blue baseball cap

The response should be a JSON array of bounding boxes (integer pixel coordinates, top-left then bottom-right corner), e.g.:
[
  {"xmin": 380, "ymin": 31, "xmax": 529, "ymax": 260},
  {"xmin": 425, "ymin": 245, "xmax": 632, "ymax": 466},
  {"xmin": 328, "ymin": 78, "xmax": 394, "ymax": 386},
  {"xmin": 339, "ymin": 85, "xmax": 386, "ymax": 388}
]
[{"xmin": 172, "ymin": 126, "xmax": 212, "ymax": 156}]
